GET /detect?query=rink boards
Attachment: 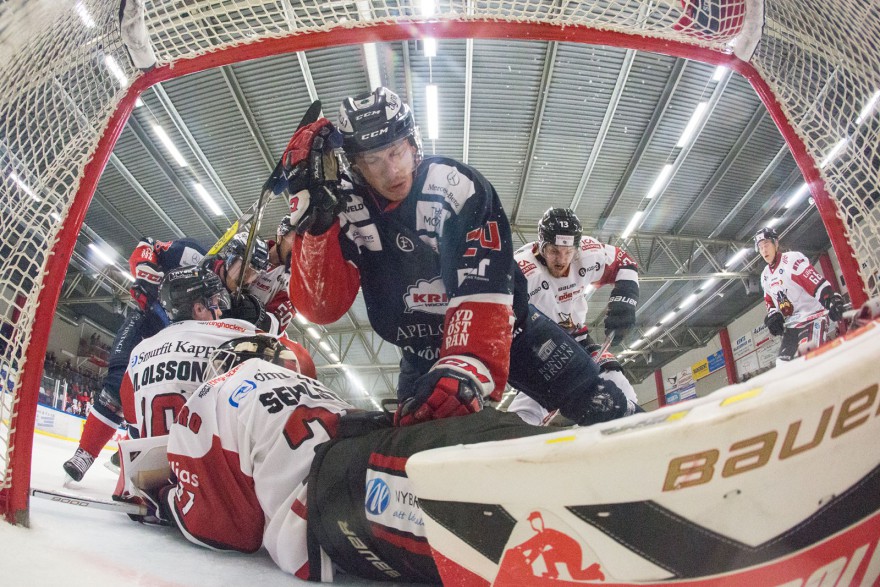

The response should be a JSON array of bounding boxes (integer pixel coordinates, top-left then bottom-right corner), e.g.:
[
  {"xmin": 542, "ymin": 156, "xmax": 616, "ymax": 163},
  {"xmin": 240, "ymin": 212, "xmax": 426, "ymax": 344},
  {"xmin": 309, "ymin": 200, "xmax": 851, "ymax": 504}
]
[{"xmin": 406, "ymin": 319, "xmax": 880, "ymax": 586}]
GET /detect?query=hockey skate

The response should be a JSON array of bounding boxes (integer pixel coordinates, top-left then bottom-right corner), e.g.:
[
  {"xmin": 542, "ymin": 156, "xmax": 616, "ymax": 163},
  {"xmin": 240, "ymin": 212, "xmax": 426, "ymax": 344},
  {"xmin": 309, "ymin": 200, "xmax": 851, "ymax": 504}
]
[
  {"xmin": 104, "ymin": 450, "xmax": 121, "ymax": 474},
  {"xmin": 62, "ymin": 448, "xmax": 95, "ymax": 482}
]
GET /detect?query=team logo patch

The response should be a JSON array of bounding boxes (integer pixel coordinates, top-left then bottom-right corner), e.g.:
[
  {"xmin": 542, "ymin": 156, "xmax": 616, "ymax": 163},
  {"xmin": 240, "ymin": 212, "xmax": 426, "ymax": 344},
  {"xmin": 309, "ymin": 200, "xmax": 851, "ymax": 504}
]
[
  {"xmin": 365, "ymin": 478, "xmax": 391, "ymax": 515},
  {"xmin": 542, "ymin": 281, "xmax": 549, "ymax": 290},
  {"xmin": 579, "ymin": 267, "xmax": 587, "ymax": 277},
  {"xmin": 229, "ymin": 379, "xmax": 256, "ymax": 408},
  {"xmin": 396, "ymin": 234, "xmax": 415, "ymax": 252},
  {"xmin": 403, "ymin": 278, "xmax": 448, "ymax": 314},
  {"xmin": 447, "ymin": 169, "xmax": 460, "ymax": 186}
]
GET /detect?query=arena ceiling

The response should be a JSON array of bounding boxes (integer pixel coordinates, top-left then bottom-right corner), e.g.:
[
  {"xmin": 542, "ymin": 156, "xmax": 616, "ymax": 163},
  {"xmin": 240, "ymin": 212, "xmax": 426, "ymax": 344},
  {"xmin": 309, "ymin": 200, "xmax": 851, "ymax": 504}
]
[{"xmin": 56, "ymin": 37, "xmax": 834, "ymax": 407}]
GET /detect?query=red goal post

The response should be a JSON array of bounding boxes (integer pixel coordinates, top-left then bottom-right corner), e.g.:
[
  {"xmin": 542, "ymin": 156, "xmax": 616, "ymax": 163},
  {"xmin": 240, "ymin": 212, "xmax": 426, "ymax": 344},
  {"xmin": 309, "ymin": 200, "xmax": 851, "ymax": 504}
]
[{"xmin": 0, "ymin": 0, "xmax": 876, "ymax": 525}]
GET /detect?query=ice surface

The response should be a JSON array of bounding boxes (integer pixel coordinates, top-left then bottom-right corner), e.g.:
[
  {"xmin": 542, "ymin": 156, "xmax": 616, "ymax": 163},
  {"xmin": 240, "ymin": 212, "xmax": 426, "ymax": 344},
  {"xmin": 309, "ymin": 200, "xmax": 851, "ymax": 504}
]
[{"xmin": 0, "ymin": 434, "xmax": 395, "ymax": 586}]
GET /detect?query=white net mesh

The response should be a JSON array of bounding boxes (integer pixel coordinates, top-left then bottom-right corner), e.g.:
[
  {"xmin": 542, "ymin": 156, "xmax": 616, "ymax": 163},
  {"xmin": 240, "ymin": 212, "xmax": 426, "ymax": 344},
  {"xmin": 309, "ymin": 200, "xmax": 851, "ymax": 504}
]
[{"xmin": 0, "ymin": 0, "xmax": 877, "ymax": 521}]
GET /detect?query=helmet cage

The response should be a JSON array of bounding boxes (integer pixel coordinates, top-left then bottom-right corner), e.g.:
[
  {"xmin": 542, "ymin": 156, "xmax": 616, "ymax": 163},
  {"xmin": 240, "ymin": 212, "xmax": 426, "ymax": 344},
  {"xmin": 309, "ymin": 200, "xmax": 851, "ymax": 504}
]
[
  {"xmin": 222, "ymin": 232, "xmax": 270, "ymax": 273},
  {"xmin": 205, "ymin": 335, "xmax": 300, "ymax": 382}
]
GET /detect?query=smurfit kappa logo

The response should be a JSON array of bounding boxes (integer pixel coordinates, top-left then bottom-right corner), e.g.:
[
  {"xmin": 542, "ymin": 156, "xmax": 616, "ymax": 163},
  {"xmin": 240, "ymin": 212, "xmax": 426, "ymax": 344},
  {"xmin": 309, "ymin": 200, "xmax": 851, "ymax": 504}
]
[
  {"xmin": 365, "ymin": 478, "xmax": 391, "ymax": 515},
  {"xmin": 229, "ymin": 379, "xmax": 256, "ymax": 408}
]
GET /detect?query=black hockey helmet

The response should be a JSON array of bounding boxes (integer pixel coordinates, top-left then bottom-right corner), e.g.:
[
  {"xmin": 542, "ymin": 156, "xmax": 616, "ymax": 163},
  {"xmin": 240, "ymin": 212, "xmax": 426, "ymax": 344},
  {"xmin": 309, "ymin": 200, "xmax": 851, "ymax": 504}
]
[
  {"xmin": 159, "ymin": 265, "xmax": 230, "ymax": 322},
  {"xmin": 338, "ymin": 87, "xmax": 422, "ymax": 161},
  {"xmin": 221, "ymin": 232, "xmax": 269, "ymax": 272},
  {"xmin": 753, "ymin": 226, "xmax": 779, "ymax": 251},
  {"xmin": 277, "ymin": 214, "xmax": 294, "ymax": 238},
  {"xmin": 538, "ymin": 208, "xmax": 582, "ymax": 250},
  {"xmin": 206, "ymin": 334, "xmax": 301, "ymax": 381}
]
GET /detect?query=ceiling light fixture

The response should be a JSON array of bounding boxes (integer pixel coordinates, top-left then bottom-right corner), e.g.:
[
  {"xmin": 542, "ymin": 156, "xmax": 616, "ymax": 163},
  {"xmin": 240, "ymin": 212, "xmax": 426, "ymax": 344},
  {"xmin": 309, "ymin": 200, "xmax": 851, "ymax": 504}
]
[
  {"xmin": 9, "ymin": 172, "xmax": 40, "ymax": 202},
  {"xmin": 784, "ymin": 183, "xmax": 810, "ymax": 209},
  {"xmin": 856, "ymin": 90, "xmax": 880, "ymax": 125},
  {"xmin": 426, "ymin": 84, "xmax": 439, "ymax": 140},
  {"xmin": 620, "ymin": 210, "xmax": 644, "ymax": 240},
  {"xmin": 646, "ymin": 164, "xmax": 674, "ymax": 199},
  {"xmin": 820, "ymin": 138, "xmax": 849, "ymax": 168},
  {"xmin": 724, "ymin": 248, "xmax": 749, "ymax": 268},
  {"xmin": 306, "ymin": 327, "xmax": 321, "ymax": 340},
  {"xmin": 193, "ymin": 182, "xmax": 223, "ymax": 215},
  {"xmin": 104, "ymin": 55, "xmax": 128, "ymax": 88},
  {"xmin": 711, "ymin": 66, "xmax": 728, "ymax": 82},
  {"xmin": 152, "ymin": 124, "xmax": 188, "ymax": 167},
  {"xmin": 424, "ymin": 38, "xmax": 437, "ymax": 58},
  {"xmin": 676, "ymin": 102, "xmax": 709, "ymax": 148},
  {"xmin": 88, "ymin": 243, "xmax": 116, "ymax": 265}
]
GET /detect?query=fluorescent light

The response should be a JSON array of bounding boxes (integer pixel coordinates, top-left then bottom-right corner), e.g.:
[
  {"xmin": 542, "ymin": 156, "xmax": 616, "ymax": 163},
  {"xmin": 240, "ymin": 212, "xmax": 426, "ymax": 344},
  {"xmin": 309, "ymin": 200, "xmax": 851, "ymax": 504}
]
[
  {"xmin": 620, "ymin": 210, "xmax": 644, "ymax": 239},
  {"xmin": 676, "ymin": 102, "xmax": 709, "ymax": 148},
  {"xmin": 424, "ymin": 38, "xmax": 437, "ymax": 58},
  {"xmin": 295, "ymin": 313, "xmax": 309, "ymax": 325},
  {"xmin": 699, "ymin": 277, "xmax": 718, "ymax": 292},
  {"xmin": 152, "ymin": 124, "xmax": 188, "ymax": 167},
  {"xmin": 89, "ymin": 243, "xmax": 116, "ymax": 265},
  {"xmin": 9, "ymin": 172, "xmax": 40, "ymax": 202},
  {"xmin": 820, "ymin": 138, "xmax": 849, "ymax": 168},
  {"xmin": 856, "ymin": 90, "xmax": 880, "ymax": 125},
  {"xmin": 646, "ymin": 164, "xmax": 674, "ymax": 199},
  {"xmin": 765, "ymin": 217, "xmax": 781, "ymax": 228},
  {"xmin": 371, "ymin": 399, "xmax": 381, "ymax": 409},
  {"xmin": 659, "ymin": 311, "xmax": 676, "ymax": 324},
  {"xmin": 421, "ymin": 0, "xmax": 436, "ymax": 16},
  {"xmin": 361, "ymin": 388, "xmax": 370, "ymax": 396},
  {"xmin": 329, "ymin": 352, "xmax": 340, "ymax": 362},
  {"xmin": 679, "ymin": 293, "xmax": 698, "ymax": 310},
  {"xmin": 306, "ymin": 327, "xmax": 321, "ymax": 339},
  {"xmin": 644, "ymin": 326, "xmax": 659, "ymax": 337},
  {"xmin": 119, "ymin": 269, "xmax": 135, "ymax": 282},
  {"xmin": 363, "ymin": 43, "xmax": 382, "ymax": 90},
  {"xmin": 50, "ymin": 212, "xmax": 61, "ymax": 222},
  {"xmin": 104, "ymin": 55, "xmax": 128, "ymax": 88},
  {"xmin": 135, "ymin": 97, "xmax": 144, "ymax": 108},
  {"xmin": 319, "ymin": 341, "xmax": 332, "ymax": 352},
  {"xmin": 712, "ymin": 66, "xmax": 728, "ymax": 82},
  {"xmin": 76, "ymin": 2, "xmax": 95, "ymax": 28},
  {"xmin": 630, "ymin": 338, "xmax": 645, "ymax": 349},
  {"xmin": 193, "ymin": 182, "xmax": 223, "ymax": 216},
  {"xmin": 724, "ymin": 248, "xmax": 749, "ymax": 268},
  {"xmin": 426, "ymin": 84, "xmax": 439, "ymax": 140},
  {"xmin": 784, "ymin": 183, "xmax": 810, "ymax": 209}
]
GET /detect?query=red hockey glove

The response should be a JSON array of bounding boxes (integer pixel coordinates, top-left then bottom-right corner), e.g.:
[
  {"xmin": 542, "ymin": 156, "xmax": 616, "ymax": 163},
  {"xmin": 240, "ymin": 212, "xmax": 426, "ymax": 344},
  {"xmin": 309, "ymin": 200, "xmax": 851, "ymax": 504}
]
[
  {"xmin": 280, "ymin": 119, "xmax": 346, "ymax": 236},
  {"xmin": 765, "ymin": 310, "xmax": 785, "ymax": 336},
  {"xmin": 394, "ymin": 368, "xmax": 483, "ymax": 427},
  {"xmin": 129, "ymin": 262, "xmax": 163, "ymax": 311}
]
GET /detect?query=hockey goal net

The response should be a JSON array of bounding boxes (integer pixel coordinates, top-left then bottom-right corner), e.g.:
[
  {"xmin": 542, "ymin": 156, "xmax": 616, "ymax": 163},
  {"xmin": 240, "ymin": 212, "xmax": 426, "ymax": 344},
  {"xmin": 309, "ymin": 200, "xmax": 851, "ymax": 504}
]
[{"xmin": 0, "ymin": 0, "xmax": 877, "ymax": 525}]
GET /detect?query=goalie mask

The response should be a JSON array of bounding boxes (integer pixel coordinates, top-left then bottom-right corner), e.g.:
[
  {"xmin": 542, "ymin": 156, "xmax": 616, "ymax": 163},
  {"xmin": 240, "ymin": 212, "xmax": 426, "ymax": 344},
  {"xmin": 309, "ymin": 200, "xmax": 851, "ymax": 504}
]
[
  {"xmin": 754, "ymin": 226, "xmax": 779, "ymax": 251},
  {"xmin": 338, "ymin": 87, "xmax": 423, "ymax": 164},
  {"xmin": 222, "ymin": 232, "xmax": 270, "ymax": 272},
  {"xmin": 538, "ymin": 207, "xmax": 582, "ymax": 250},
  {"xmin": 206, "ymin": 334, "xmax": 301, "ymax": 381},
  {"xmin": 159, "ymin": 265, "xmax": 230, "ymax": 322}
]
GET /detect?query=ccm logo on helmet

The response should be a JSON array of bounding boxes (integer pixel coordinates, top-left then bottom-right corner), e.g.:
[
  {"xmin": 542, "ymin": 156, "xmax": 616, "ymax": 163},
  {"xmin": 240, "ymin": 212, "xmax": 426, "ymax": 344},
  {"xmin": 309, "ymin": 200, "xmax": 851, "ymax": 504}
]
[
  {"xmin": 360, "ymin": 128, "xmax": 389, "ymax": 140},
  {"xmin": 355, "ymin": 110, "xmax": 379, "ymax": 120}
]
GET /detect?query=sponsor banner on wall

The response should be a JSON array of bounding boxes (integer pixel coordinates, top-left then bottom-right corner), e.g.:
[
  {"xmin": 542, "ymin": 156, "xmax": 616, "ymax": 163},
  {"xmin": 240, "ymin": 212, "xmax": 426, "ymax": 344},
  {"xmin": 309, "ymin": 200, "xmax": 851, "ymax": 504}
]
[
  {"xmin": 665, "ymin": 367, "xmax": 696, "ymax": 404},
  {"xmin": 732, "ymin": 332, "xmax": 754, "ymax": 360},
  {"xmin": 706, "ymin": 349, "xmax": 725, "ymax": 374}
]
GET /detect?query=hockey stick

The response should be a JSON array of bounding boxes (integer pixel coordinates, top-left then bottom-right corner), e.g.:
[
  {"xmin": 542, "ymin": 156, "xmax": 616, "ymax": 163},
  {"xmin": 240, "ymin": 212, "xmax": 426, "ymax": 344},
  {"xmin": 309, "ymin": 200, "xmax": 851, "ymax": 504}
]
[
  {"xmin": 30, "ymin": 487, "xmax": 148, "ymax": 516},
  {"xmin": 232, "ymin": 100, "xmax": 324, "ymax": 299},
  {"xmin": 597, "ymin": 331, "xmax": 615, "ymax": 358},
  {"xmin": 199, "ymin": 100, "xmax": 324, "ymax": 280}
]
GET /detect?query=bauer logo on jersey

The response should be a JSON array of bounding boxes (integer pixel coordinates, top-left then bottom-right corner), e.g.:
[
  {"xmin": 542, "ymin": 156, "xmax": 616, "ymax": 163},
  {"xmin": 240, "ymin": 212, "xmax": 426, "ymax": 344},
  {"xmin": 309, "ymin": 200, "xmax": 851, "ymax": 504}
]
[
  {"xmin": 403, "ymin": 278, "xmax": 449, "ymax": 314},
  {"xmin": 229, "ymin": 379, "xmax": 257, "ymax": 408},
  {"xmin": 364, "ymin": 471, "xmax": 427, "ymax": 536}
]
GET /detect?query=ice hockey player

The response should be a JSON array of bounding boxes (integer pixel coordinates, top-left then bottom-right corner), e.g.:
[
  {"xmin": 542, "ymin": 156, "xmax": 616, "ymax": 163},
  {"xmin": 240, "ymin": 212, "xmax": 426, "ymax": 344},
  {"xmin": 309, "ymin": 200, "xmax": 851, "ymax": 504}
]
[
  {"xmin": 62, "ymin": 233, "xmax": 279, "ymax": 482},
  {"xmin": 510, "ymin": 208, "xmax": 642, "ymax": 423},
  {"xmin": 62, "ymin": 237, "xmax": 204, "ymax": 481},
  {"xmin": 208, "ymin": 231, "xmax": 276, "ymax": 332},
  {"xmin": 281, "ymin": 86, "xmax": 639, "ymax": 428},
  {"xmin": 756, "ymin": 226, "xmax": 846, "ymax": 362},
  {"xmin": 248, "ymin": 216, "xmax": 297, "ymax": 331},
  {"xmin": 160, "ymin": 334, "xmax": 553, "ymax": 582},
  {"xmin": 118, "ymin": 264, "xmax": 314, "ymax": 439}
]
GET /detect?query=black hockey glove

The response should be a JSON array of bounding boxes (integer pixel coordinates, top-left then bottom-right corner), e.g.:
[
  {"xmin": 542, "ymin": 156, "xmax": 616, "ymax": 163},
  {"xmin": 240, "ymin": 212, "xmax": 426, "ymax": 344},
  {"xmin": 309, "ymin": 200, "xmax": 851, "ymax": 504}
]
[
  {"xmin": 395, "ymin": 368, "xmax": 483, "ymax": 427},
  {"xmin": 818, "ymin": 285, "xmax": 845, "ymax": 322},
  {"xmin": 605, "ymin": 280, "xmax": 639, "ymax": 343},
  {"xmin": 278, "ymin": 119, "xmax": 346, "ymax": 236},
  {"xmin": 765, "ymin": 310, "xmax": 785, "ymax": 336},
  {"xmin": 225, "ymin": 292, "xmax": 272, "ymax": 332}
]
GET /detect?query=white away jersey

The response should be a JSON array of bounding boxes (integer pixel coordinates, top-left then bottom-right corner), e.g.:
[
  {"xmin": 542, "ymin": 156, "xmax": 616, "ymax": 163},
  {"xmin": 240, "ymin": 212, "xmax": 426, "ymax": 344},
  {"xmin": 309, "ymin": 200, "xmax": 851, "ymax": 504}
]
[
  {"xmin": 515, "ymin": 237, "xmax": 638, "ymax": 331},
  {"xmin": 249, "ymin": 259, "xmax": 294, "ymax": 330},
  {"xmin": 119, "ymin": 318, "xmax": 265, "ymax": 438},
  {"xmin": 761, "ymin": 251, "xmax": 828, "ymax": 326},
  {"xmin": 165, "ymin": 358, "xmax": 353, "ymax": 580}
]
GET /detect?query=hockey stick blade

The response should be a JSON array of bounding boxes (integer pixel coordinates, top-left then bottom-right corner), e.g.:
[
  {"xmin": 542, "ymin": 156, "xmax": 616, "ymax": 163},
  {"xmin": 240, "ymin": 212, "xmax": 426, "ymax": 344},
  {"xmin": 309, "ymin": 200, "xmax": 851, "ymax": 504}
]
[{"xmin": 30, "ymin": 487, "xmax": 148, "ymax": 516}]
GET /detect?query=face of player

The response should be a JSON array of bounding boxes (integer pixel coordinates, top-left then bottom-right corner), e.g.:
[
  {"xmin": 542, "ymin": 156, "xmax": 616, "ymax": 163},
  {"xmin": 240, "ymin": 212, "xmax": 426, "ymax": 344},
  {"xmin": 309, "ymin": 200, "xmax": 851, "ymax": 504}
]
[
  {"xmin": 276, "ymin": 231, "xmax": 295, "ymax": 267},
  {"xmin": 226, "ymin": 257, "xmax": 260, "ymax": 289},
  {"xmin": 354, "ymin": 138, "xmax": 416, "ymax": 202},
  {"xmin": 542, "ymin": 244, "xmax": 577, "ymax": 278},
  {"xmin": 757, "ymin": 239, "xmax": 778, "ymax": 264},
  {"xmin": 192, "ymin": 293, "xmax": 226, "ymax": 320}
]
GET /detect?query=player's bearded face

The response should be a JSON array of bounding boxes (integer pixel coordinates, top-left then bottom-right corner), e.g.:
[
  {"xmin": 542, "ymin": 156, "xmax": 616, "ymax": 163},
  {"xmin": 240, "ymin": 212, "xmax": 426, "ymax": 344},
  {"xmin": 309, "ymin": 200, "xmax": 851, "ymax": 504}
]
[
  {"xmin": 227, "ymin": 258, "xmax": 260, "ymax": 287},
  {"xmin": 355, "ymin": 138, "xmax": 416, "ymax": 202},
  {"xmin": 757, "ymin": 239, "xmax": 778, "ymax": 264},
  {"xmin": 542, "ymin": 244, "xmax": 576, "ymax": 277}
]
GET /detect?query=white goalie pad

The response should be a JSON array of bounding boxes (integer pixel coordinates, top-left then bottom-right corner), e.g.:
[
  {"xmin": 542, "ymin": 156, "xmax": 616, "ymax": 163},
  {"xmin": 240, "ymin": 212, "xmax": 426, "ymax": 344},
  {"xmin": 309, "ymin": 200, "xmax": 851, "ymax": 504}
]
[
  {"xmin": 117, "ymin": 435, "xmax": 172, "ymax": 504},
  {"xmin": 407, "ymin": 319, "xmax": 880, "ymax": 585}
]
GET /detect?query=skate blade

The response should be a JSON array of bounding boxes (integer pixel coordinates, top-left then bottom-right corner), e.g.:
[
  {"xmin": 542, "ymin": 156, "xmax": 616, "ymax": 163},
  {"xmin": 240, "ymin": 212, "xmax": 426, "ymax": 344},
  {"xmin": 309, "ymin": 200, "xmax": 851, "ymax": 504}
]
[{"xmin": 104, "ymin": 460, "xmax": 120, "ymax": 475}]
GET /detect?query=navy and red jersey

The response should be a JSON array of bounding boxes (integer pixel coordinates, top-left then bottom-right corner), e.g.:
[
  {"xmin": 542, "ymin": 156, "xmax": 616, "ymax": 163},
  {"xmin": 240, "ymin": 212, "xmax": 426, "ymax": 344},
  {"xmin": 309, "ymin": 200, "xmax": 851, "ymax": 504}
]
[
  {"xmin": 290, "ymin": 156, "xmax": 527, "ymax": 398},
  {"xmin": 128, "ymin": 237, "xmax": 205, "ymax": 285}
]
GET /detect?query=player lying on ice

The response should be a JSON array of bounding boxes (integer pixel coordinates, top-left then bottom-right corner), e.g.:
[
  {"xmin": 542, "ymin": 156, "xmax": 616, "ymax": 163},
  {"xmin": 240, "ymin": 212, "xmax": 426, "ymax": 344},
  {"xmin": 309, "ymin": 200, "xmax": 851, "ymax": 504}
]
[
  {"xmin": 118, "ymin": 333, "xmax": 555, "ymax": 582},
  {"xmin": 280, "ymin": 86, "xmax": 640, "ymax": 427}
]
